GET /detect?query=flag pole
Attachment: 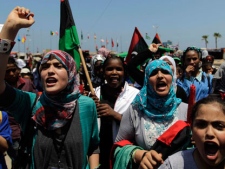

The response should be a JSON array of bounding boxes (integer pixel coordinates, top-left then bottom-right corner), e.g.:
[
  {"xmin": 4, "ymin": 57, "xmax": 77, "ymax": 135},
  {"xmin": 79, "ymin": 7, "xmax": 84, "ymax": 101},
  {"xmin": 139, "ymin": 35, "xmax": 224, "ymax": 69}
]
[
  {"xmin": 50, "ymin": 35, "xmax": 52, "ymax": 50},
  {"xmin": 78, "ymin": 48, "xmax": 95, "ymax": 95},
  {"xmin": 18, "ymin": 41, "xmax": 20, "ymax": 52},
  {"xmin": 120, "ymin": 36, "xmax": 122, "ymax": 52}
]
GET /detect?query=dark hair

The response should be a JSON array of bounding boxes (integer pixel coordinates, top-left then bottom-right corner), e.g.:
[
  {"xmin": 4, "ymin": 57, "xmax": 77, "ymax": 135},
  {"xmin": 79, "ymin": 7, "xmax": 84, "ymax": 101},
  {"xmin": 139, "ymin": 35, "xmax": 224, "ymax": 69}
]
[
  {"xmin": 103, "ymin": 54, "xmax": 125, "ymax": 70},
  {"xmin": 176, "ymin": 64, "xmax": 183, "ymax": 75},
  {"xmin": 8, "ymin": 57, "xmax": 16, "ymax": 65},
  {"xmin": 102, "ymin": 54, "xmax": 127, "ymax": 78},
  {"xmin": 191, "ymin": 96, "xmax": 225, "ymax": 125},
  {"xmin": 179, "ymin": 47, "xmax": 202, "ymax": 80},
  {"xmin": 202, "ymin": 55, "xmax": 214, "ymax": 64},
  {"xmin": 183, "ymin": 47, "xmax": 202, "ymax": 59},
  {"xmin": 181, "ymin": 47, "xmax": 202, "ymax": 67},
  {"xmin": 202, "ymin": 62, "xmax": 213, "ymax": 68}
]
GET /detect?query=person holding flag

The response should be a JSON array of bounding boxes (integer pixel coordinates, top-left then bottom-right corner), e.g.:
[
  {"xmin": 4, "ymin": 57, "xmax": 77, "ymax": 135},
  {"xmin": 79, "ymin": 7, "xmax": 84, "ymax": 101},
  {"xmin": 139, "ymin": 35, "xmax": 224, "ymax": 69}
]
[
  {"xmin": 92, "ymin": 54, "xmax": 139, "ymax": 169},
  {"xmin": 0, "ymin": 6, "xmax": 100, "ymax": 169}
]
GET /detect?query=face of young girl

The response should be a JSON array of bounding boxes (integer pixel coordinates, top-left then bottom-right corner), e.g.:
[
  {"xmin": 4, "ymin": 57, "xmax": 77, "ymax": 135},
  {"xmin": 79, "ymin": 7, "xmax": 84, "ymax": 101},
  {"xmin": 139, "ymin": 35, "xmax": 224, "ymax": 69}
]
[
  {"xmin": 40, "ymin": 57, "xmax": 68, "ymax": 95},
  {"xmin": 104, "ymin": 58, "xmax": 124, "ymax": 88},
  {"xmin": 192, "ymin": 103, "xmax": 225, "ymax": 167},
  {"xmin": 184, "ymin": 50, "xmax": 201, "ymax": 71}
]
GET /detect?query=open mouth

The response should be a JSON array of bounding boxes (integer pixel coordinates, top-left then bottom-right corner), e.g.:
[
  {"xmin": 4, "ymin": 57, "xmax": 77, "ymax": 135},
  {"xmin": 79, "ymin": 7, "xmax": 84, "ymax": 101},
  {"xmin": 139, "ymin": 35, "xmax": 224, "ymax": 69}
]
[
  {"xmin": 156, "ymin": 81, "xmax": 167, "ymax": 90},
  {"xmin": 204, "ymin": 142, "xmax": 219, "ymax": 156},
  {"xmin": 110, "ymin": 77, "xmax": 119, "ymax": 83},
  {"xmin": 46, "ymin": 77, "xmax": 57, "ymax": 86}
]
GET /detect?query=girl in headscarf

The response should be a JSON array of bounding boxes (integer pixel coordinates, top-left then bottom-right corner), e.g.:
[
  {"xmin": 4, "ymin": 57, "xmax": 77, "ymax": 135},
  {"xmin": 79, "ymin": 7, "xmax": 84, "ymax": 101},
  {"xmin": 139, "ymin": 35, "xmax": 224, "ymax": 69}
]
[
  {"xmin": 113, "ymin": 60, "xmax": 189, "ymax": 169},
  {"xmin": 159, "ymin": 55, "xmax": 188, "ymax": 103},
  {"xmin": 0, "ymin": 7, "xmax": 99, "ymax": 169},
  {"xmin": 90, "ymin": 54, "xmax": 105, "ymax": 88},
  {"xmin": 127, "ymin": 44, "xmax": 187, "ymax": 103}
]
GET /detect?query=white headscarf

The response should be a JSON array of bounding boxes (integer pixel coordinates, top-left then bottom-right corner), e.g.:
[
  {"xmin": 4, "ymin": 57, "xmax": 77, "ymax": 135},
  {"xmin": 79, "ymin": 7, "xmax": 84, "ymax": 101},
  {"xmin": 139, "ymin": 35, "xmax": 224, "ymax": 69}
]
[
  {"xmin": 159, "ymin": 55, "xmax": 177, "ymax": 89},
  {"xmin": 90, "ymin": 54, "xmax": 105, "ymax": 71},
  {"xmin": 15, "ymin": 58, "xmax": 26, "ymax": 69},
  {"xmin": 90, "ymin": 54, "xmax": 105, "ymax": 85}
]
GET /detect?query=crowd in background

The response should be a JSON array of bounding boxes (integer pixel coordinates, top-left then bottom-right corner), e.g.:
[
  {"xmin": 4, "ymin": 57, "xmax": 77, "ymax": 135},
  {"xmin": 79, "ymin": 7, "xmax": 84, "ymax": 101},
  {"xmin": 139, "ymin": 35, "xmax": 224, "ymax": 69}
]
[
  {"xmin": 1, "ymin": 6, "xmax": 225, "ymax": 169},
  {"xmin": 2, "ymin": 41, "xmax": 224, "ymax": 168}
]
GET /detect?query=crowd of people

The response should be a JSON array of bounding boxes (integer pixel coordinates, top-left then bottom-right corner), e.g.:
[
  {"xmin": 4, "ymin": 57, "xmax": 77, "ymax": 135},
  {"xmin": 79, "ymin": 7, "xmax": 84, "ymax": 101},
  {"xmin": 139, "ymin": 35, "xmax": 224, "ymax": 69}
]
[{"xmin": 0, "ymin": 6, "xmax": 225, "ymax": 169}]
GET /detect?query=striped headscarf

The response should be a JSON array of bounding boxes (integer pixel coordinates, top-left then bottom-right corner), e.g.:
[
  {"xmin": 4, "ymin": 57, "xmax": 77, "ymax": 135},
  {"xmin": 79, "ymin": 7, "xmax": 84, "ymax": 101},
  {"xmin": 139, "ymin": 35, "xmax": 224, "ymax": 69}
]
[
  {"xmin": 132, "ymin": 60, "xmax": 181, "ymax": 122},
  {"xmin": 32, "ymin": 50, "xmax": 80, "ymax": 130}
]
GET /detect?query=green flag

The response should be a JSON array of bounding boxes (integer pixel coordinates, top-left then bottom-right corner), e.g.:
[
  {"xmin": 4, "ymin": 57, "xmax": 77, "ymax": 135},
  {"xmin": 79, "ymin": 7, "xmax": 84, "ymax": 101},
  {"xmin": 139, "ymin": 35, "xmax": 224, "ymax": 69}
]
[
  {"xmin": 145, "ymin": 33, "xmax": 150, "ymax": 40},
  {"xmin": 59, "ymin": 0, "xmax": 80, "ymax": 71}
]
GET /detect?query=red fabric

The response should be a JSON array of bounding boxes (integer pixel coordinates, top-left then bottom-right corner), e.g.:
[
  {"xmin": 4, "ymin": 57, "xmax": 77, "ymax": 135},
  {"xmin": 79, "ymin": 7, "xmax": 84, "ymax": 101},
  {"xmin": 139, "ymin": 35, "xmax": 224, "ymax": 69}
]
[
  {"xmin": 17, "ymin": 77, "xmax": 26, "ymax": 88},
  {"xmin": 187, "ymin": 84, "xmax": 196, "ymax": 123},
  {"xmin": 79, "ymin": 84, "xmax": 84, "ymax": 94},
  {"xmin": 157, "ymin": 120, "xmax": 190, "ymax": 146},
  {"xmin": 111, "ymin": 38, "xmax": 114, "ymax": 47},
  {"xmin": 17, "ymin": 77, "xmax": 36, "ymax": 93},
  {"xmin": 109, "ymin": 140, "xmax": 133, "ymax": 169},
  {"xmin": 220, "ymin": 92, "xmax": 225, "ymax": 100},
  {"xmin": 125, "ymin": 27, "xmax": 148, "ymax": 63},
  {"xmin": 28, "ymin": 56, "xmax": 32, "ymax": 68}
]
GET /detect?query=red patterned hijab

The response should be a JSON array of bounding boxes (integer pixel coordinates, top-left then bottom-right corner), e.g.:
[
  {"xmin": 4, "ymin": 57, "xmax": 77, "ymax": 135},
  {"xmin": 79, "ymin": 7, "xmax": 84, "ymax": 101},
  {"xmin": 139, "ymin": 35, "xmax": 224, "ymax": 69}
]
[{"xmin": 32, "ymin": 50, "xmax": 80, "ymax": 130}]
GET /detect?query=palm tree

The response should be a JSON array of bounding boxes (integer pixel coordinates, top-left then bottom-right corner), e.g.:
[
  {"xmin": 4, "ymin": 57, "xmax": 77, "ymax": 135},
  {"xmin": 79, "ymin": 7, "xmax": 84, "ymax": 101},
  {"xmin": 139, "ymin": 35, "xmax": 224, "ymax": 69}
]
[
  {"xmin": 213, "ymin": 32, "xmax": 222, "ymax": 49},
  {"xmin": 202, "ymin": 35, "xmax": 209, "ymax": 48}
]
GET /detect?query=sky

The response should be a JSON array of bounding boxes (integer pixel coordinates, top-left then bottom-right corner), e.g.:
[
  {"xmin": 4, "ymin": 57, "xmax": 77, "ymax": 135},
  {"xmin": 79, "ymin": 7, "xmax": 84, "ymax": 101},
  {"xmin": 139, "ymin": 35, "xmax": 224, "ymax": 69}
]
[{"xmin": 1, "ymin": 0, "xmax": 225, "ymax": 54}]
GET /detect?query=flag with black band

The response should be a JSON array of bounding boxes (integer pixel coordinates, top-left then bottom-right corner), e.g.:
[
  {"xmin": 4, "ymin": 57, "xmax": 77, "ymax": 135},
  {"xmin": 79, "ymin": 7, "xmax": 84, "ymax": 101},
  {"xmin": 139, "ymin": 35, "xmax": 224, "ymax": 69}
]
[
  {"xmin": 152, "ymin": 33, "xmax": 162, "ymax": 44},
  {"xmin": 125, "ymin": 27, "xmax": 148, "ymax": 63},
  {"xmin": 59, "ymin": 0, "xmax": 80, "ymax": 70}
]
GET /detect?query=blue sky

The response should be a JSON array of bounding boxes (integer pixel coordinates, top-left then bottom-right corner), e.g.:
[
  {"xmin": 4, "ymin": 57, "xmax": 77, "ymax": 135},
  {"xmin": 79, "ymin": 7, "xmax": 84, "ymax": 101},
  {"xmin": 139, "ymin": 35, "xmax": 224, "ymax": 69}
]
[{"xmin": 1, "ymin": 0, "xmax": 225, "ymax": 53}]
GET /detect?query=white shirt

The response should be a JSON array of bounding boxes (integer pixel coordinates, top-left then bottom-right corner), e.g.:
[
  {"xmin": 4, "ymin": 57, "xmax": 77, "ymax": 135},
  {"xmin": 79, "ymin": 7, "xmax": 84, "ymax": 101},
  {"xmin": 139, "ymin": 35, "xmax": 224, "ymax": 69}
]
[{"xmin": 95, "ymin": 82, "xmax": 140, "ymax": 141}]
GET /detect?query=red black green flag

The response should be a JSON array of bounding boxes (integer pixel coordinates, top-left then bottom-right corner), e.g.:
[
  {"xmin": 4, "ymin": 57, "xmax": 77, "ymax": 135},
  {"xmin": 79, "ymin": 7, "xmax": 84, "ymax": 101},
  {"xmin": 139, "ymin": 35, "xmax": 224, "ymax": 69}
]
[
  {"xmin": 59, "ymin": 0, "xmax": 80, "ymax": 70},
  {"xmin": 152, "ymin": 33, "xmax": 162, "ymax": 44},
  {"xmin": 125, "ymin": 27, "xmax": 148, "ymax": 63}
]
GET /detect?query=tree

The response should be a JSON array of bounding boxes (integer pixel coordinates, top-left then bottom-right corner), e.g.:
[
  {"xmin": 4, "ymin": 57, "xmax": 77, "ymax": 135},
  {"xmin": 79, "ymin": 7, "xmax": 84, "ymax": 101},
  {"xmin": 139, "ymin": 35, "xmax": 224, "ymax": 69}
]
[
  {"xmin": 202, "ymin": 35, "xmax": 209, "ymax": 48},
  {"xmin": 213, "ymin": 32, "xmax": 222, "ymax": 49}
]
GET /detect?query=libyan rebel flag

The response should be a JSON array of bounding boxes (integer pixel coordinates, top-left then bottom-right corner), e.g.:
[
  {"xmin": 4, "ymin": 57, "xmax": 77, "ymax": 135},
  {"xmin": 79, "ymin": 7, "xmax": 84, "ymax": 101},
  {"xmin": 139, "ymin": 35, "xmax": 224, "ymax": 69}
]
[
  {"xmin": 59, "ymin": 0, "xmax": 80, "ymax": 71},
  {"xmin": 152, "ymin": 33, "xmax": 162, "ymax": 44},
  {"xmin": 125, "ymin": 27, "xmax": 148, "ymax": 63}
]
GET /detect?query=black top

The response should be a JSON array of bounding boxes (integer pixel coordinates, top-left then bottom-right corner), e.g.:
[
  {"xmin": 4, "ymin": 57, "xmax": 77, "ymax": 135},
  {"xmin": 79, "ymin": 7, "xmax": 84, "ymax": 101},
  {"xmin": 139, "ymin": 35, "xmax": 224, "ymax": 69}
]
[
  {"xmin": 99, "ymin": 85, "xmax": 119, "ymax": 169},
  {"xmin": 127, "ymin": 49, "xmax": 153, "ymax": 86},
  {"xmin": 34, "ymin": 104, "xmax": 84, "ymax": 169}
]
